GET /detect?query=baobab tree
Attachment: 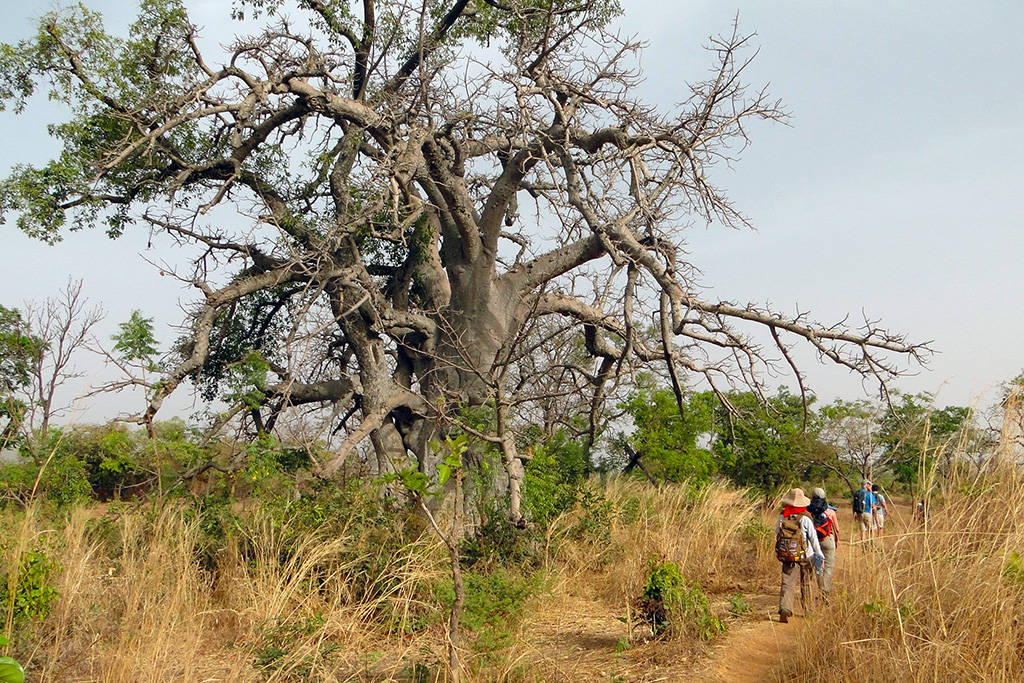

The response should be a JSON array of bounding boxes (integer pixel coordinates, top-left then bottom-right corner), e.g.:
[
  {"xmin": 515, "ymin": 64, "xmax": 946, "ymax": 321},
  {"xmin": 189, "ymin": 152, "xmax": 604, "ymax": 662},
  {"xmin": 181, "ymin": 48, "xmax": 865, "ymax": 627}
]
[{"xmin": 0, "ymin": 0, "xmax": 925, "ymax": 520}]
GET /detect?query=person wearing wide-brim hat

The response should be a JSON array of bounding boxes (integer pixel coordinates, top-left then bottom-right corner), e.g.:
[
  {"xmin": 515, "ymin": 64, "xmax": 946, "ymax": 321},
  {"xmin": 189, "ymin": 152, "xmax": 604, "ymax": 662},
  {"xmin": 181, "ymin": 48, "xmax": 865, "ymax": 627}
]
[{"xmin": 775, "ymin": 487, "xmax": 824, "ymax": 623}]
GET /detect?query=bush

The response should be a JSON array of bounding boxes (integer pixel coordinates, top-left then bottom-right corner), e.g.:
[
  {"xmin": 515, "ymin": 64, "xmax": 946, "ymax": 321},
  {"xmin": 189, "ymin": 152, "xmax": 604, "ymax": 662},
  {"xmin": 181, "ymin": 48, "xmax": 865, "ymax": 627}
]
[
  {"xmin": 635, "ymin": 559, "xmax": 725, "ymax": 641},
  {"xmin": 438, "ymin": 567, "xmax": 544, "ymax": 657},
  {"xmin": 522, "ymin": 431, "xmax": 588, "ymax": 529},
  {"xmin": 0, "ymin": 546, "xmax": 60, "ymax": 626}
]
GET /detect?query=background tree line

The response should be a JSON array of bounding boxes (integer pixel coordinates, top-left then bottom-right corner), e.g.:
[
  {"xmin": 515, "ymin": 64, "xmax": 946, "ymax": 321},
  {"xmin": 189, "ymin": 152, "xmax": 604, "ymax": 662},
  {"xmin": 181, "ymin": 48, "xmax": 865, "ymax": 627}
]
[{"xmin": 0, "ymin": 288, "xmax": 1004, "ymax": 513}]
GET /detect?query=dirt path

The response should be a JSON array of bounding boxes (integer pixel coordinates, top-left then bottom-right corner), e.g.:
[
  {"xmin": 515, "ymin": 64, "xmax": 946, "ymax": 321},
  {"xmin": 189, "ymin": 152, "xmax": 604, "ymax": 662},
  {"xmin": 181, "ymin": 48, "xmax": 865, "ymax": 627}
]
[
  {"xmin": 526, "ymin": 585, "xmax": 804, "ymax": 682},
  {"xmin": 692, "ymin": 606, "xmax": 804, "ymax": 683}
]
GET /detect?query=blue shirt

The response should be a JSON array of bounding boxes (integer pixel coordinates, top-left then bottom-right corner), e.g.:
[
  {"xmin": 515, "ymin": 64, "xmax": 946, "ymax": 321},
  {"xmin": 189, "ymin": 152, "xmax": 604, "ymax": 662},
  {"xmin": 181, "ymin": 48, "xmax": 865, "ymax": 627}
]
[{"xmin": 860, "ymin": 488, "xmax": 875, "ymax": 512}]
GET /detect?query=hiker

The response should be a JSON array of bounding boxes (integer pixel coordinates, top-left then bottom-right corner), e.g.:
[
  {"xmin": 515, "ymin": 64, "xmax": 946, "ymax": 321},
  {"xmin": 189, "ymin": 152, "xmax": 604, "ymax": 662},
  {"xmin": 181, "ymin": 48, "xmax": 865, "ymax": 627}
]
[
  {"xmin": 775, "ymin": 487, "xmax": 824, "ymax": 623},
  {"xmin": 808, "ymin": 487, "xmax": 840, "ymax": 596},
  {"xmin": 872, "ymin": 484, "xmax": 889, "ymax": 535},
  {"xmin": 852, "ymin": 479, "xmax": 876, "ymax": 541}
]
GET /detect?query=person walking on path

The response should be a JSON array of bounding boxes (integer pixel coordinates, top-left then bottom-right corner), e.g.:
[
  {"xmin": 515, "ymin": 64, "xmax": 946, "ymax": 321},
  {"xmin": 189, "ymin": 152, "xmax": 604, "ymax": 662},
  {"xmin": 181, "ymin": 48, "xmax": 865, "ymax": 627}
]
[
  {"xmin": 872, "ymin": 484, "xmax": 889, "ymax": 535},
  {"xmin": 808, "ymin": 487, "xmax": 839, "ymax": 597},
  {"xmin": 775, "ymin": 488, "xmax": 824, "ymax": 623},
  {"xmin": 853, "ymin": 480, "xmax": 876, "ymax": 542}
]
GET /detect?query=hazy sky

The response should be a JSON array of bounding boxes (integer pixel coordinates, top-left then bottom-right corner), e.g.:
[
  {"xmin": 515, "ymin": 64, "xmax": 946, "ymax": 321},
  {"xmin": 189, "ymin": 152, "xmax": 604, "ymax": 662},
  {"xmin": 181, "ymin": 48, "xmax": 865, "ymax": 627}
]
[{"xmin": 1, "ymin": 0, "xmax": 1022, "ymax": 421}]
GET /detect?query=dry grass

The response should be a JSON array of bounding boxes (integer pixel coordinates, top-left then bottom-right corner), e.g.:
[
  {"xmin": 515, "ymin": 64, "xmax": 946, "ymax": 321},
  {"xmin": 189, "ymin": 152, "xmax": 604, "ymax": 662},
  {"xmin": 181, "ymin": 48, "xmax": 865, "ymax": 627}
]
[
  {"xmin": 0, "ymin": 501, "xmax": 453, "ymax": 682},
  {"xmin": 782, "ymin": 460, "xmax": 1024, "ymax": 682},
  {"xmin": 518, "ymin": 478, "xmax": 779, "ymax": 681},
  {"xmin": 0, "ymin": 477, "xmax": 779, "ymax": 682}
]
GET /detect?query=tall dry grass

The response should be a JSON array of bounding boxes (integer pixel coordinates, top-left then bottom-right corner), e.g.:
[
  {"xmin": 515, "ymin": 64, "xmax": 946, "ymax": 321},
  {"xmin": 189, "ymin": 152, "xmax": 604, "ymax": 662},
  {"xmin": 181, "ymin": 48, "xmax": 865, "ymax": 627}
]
[
  {"xmin": 1, "ymin": 500, "xmax": 451, "ymax": 682},
  {"xmin": 543, "ymin": 477, "xmax": 778, "ymax": 616},
  {"xmin": 0, "ymin": 477, "xmax": 812, "ymax": 682},
  {"xmin": 782, "ymin": 457, "xmax": 1024, "ymax": 681}
]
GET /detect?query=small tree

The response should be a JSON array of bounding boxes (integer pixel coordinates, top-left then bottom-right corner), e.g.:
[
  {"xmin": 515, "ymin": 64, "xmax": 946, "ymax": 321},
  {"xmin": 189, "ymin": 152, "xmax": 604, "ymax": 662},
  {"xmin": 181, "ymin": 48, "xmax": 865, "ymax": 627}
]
[{"xmin": 817, "ymin": 398, "xmax": 886, "ymax": 490}]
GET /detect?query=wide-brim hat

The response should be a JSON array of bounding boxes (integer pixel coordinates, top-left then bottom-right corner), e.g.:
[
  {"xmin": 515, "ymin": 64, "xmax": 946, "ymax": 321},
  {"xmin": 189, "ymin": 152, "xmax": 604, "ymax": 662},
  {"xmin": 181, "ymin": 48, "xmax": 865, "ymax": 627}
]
[{"xmin": 782, "ymin": 487, "xmax": 811, "ymax": 508}]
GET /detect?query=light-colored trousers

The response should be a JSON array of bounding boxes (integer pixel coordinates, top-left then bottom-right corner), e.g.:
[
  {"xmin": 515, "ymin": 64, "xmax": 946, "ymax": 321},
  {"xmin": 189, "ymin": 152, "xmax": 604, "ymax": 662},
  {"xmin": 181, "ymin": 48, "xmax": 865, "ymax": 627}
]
[{"xmin": 817, "ymin": 534, "xmax": 836, "ymax": 594}]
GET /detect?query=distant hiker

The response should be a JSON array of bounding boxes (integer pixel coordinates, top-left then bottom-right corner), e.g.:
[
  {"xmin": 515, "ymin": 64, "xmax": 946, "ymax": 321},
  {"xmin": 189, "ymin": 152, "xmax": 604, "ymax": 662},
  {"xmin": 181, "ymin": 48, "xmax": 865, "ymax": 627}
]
[
  {"xmin": 808, "ymin": 487, "xmax": 840, "ymax": 596},
  {"xmin": 915, "ymin": 499, "xmax": 929, "ymax": 523},
  {"xmin": 872, "ymin": 484, "xmax": 889, "ymax": 535},
  {"xmin": 775, "ymin": 487, "xmax": 824, "ymax": 623},
  {"xmin": 852, "ymin": 479, "xmax": 876, "ymax": 542}
]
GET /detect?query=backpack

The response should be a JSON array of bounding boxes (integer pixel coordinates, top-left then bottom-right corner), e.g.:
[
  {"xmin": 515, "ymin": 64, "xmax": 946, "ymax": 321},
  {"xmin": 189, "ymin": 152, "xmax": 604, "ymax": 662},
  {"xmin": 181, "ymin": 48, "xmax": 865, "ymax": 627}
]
[
  {"xmin": 812, "ymin": 514, "xmax": 833, "ymax": 541},
  {"xmin": 807, "ymin": 498, "xmax": 832, "ymax": 540},
  {"xmin": 775, "ymin": 514, "xmax": 808, "ymax": 563},
  {"xmin": 852, "ymin": 489, "xmax": 866, "ymax": 514}
]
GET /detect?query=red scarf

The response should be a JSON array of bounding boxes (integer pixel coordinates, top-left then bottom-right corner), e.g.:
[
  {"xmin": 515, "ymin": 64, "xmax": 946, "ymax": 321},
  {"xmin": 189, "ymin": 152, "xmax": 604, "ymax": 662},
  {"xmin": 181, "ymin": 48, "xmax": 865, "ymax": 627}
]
[{"xmin": 783, "ymin": 505, "xmax": 806, "ymax": 517}]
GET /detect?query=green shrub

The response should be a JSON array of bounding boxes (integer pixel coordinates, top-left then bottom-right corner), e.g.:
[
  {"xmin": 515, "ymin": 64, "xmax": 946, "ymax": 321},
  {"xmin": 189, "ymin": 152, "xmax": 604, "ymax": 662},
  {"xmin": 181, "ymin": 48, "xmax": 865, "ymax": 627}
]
[
  {"xmin": 437, "ymin": 568, "xmax": 544, "ymax": 657},
  {"xmin": 635, "ymin": 560, "xmax": 725, "ymax": 641},
  {"xmin": 522, "ymin": 431, "xmax": 588, "ymax": 529},
  {"xmin": 0, "ymin": 547, "xmax": 60, "ymax": 626},
  {"xmin": 727, "ymin": 592, "xmax": 751, "ymax": 616}
]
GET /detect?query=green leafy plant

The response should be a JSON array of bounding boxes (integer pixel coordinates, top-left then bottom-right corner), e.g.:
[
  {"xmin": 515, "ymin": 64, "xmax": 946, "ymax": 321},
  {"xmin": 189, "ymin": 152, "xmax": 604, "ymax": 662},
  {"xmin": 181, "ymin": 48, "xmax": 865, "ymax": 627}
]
[
  {"xmin": 1003, "ymin": 552, "xmax": 1024, "ymax": 585},
  {"xmin": 1, "ymin": 547, "xmax": 60, "ymax": 626},
  {"xmin": 0, "ymin": 635, "xmax": 24, "ymax": 683},
  {"xmin": 635, "ymin": 560, "xmax": 725, "ymax": 640},
  {"xmin": 728, "ymin": 592, "xmax": 751, "ymax": 616}
]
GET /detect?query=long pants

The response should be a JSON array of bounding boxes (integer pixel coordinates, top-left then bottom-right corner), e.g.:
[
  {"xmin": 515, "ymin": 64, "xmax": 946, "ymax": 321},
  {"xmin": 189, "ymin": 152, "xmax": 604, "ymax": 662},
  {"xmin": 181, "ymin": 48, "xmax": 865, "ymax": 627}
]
[
  {"xmin": 779, "ymin": 560, "xmax": 813, "ymax": 615},
  {"xmin": 817, "ymin": 535, "xmax": 836, "ymax": 594}
]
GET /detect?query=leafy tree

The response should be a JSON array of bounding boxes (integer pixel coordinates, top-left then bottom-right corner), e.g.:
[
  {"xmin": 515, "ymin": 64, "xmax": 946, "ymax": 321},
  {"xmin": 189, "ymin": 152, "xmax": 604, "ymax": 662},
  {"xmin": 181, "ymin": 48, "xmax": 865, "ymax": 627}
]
[
  {"xmin": 112, "ymin": 310, "xmax": 159, "ymax": 366},
  {"xmin": 713, "ymin": 389, "xmax": 824, "ymax": 495},
  {"xmin": 0, "ymin": 0, "xmax": 925, "ymax": 521},
  {"xmin": 0, "ymin": 306, "xmax": 42, "ymax": 450},
  {"xmin": 617, "ymin": 376, "xmax": 715, "ymax": 484},
  {"xmin": 877, "ymin": 392, "xmax": 972, "ymax": 485}
]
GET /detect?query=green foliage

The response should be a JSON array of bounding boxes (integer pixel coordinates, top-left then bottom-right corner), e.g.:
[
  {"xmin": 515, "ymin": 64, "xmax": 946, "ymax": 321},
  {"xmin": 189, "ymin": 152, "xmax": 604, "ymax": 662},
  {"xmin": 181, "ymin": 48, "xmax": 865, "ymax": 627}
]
[
  {"xmin": 378, "ymin": 434, "xmax": 465, "ymax": 505},
  {"xmin": 242, "ymin": 433, "xmax": 312, "ymax": 497},
  {"xmin": 0, "ymin": 636, "xmax": 24, "ymax": 683},
  {"xmin": 571, "ymin": 487, "xmax": 613, "ymax": 543},
  {"xmin": 0, "ymin": 306, "xmax": 42, "ymax": 448},
  {"xmin": 713, "ymin": 388, "xmax": 821, "ymax": 494},
  {"xmin": 617, "ymin": 377, "xmax": 715, "ymax": 483},
  {"xmin": 0, "ymin": 420, "xmax": 210, "ymax": 506},
  {"xmin": 0, "ymin": 547, "xmax": 60, "ymax": 627},
  {"xmin": 224, "ymin": 350, "xmax": 272, "ymax": 412},
  {"xmin": 521, "ymin": 430, "xmax": 588, "ymax": 528},
  {"xmin": 1003, "ymin": 552, "xmax": 1024, "ymax": 585},
  {"xmin": 727, "ymin": 592, "xmax": 751, "ymax": 616},
  {"xmin": 878, "ymin": 392, "xmax": 972, "ymax": 485},
  {"xmin": 438, "ymin": 568, "xmax": 543, "ymax": 656},
  {"xmin": 635, "ymin": 560, "xmax": 725, "ymax": 640},
  {"xmin": 35, "ymin": 425, "xmax": 147, "ymax": 503},
  {"xmin": 112, "ymin": 310, "xmax": 159, "ymax": 368},
  {"xmin": 184, "ymin": 288, "xmax": 292, "ymax": 404}
]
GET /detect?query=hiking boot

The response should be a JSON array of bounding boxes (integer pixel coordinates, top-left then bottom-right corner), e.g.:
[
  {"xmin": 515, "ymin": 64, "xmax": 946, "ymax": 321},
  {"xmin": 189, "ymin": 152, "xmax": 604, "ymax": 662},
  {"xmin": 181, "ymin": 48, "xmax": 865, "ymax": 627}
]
[{"xmin": 779, "ymin": 610, "xmax": 791, "ymax": 624}]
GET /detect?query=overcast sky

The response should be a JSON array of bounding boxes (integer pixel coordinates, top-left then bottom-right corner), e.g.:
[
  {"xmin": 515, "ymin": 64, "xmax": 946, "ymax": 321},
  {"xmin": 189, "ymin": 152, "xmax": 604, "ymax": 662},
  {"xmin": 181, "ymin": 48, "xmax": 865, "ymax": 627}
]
[{"xmin": 1, "ymin": 0, "xmax": 1022, "ymax": 421}]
